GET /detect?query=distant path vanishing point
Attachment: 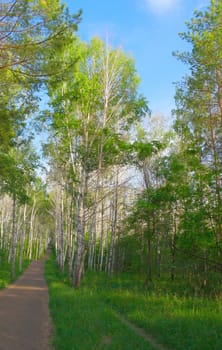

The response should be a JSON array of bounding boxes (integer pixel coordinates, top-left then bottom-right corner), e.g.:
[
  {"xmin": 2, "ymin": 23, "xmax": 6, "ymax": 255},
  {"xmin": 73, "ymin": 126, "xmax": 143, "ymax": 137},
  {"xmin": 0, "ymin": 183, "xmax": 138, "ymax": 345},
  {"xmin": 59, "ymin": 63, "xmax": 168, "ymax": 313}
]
[{"xmin": 0, "ymin": 256, "xmax": 52, "ymax": 350}]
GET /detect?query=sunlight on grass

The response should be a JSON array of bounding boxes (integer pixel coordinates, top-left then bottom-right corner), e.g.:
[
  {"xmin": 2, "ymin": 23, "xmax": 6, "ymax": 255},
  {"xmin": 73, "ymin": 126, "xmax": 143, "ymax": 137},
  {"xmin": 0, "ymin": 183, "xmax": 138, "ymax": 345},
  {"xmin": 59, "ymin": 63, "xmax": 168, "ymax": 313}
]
[
  {"xmin": 45, "ymin": 257, "xmax": 156, "ymax": 350},
  {"xmin": 103, "ymin": 282, "xmax": 222, "ymax": 350},
  {"xmin": 45, "ymin": 256, "xmax": 222, "ymax": 350}
]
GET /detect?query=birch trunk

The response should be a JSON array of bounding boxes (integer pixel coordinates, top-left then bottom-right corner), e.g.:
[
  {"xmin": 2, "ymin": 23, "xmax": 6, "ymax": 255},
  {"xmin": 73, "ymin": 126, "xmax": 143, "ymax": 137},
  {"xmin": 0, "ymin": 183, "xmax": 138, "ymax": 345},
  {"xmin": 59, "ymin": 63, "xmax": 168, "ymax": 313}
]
[
  {"xmin": 107, "ymin": 168, "xmax": 119, "ymax": 276},
  {"xmin": 28, "ymin": 197, "xmax": 37, "ymax": 260},
  {"xmin": 10, "ymin": 194, "xmax": 17, "ymax": 279},
  {"xmin": 19, "ymin": 204, "xmax": 27, "ymax": 272},
  {"xmin": 73, "ymin": 167, "xmax": 87, "ymax": 287}
]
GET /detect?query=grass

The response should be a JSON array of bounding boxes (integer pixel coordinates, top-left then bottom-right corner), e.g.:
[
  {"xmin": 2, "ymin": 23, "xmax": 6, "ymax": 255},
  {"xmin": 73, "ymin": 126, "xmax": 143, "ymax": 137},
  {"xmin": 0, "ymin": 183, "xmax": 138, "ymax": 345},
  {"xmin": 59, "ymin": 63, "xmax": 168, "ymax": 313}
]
[
  {"xmin": 0, "ymin": 256, "xmax": 31, "ymax": 289},
  {"xmin": 103, "ymin": 287, "xmax": 222, "ymax": 350},
  {"xmin": 45, "ymin": 257, "xmax": 156, "ymax": 350},
  {"xmin": 45, "ymin": 255, "xmax": 222, "ymax": 350}
]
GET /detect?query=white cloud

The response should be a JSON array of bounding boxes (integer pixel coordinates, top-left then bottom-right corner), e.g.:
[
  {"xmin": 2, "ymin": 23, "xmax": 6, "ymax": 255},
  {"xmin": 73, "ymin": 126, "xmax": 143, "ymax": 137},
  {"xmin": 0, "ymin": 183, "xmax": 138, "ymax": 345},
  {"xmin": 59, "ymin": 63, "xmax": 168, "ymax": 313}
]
[{"xmin": 145, "ymin": 0, "xmax": 180, "ymax": 14}]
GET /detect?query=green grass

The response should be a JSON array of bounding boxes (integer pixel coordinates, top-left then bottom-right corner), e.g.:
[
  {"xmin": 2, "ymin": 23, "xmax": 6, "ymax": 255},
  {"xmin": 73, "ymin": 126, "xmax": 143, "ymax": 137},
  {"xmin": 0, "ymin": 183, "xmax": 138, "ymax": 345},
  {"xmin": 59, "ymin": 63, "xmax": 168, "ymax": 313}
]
[
  {"xmin": 45, "ymin": 257, "xmax": 156, "ymax": 350},
  {"xmin": 45, "ymin": 256, "xmax": 222, "ymax": 350},
  {"xmin": 103, "ymin": 287, "xmax": 222, "ymax": 350},
  {"xmin": 0, "ymin": 257, "xmax": 31, "ymax": 289}
]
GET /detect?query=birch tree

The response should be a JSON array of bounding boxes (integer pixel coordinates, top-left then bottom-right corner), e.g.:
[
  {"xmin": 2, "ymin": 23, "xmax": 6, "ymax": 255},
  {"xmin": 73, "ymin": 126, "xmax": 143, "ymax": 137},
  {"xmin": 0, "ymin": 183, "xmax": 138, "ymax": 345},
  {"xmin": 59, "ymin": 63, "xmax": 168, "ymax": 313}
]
[
  {"xmin": 173, "ymin": 0, "xmax": 222, "ymax": 280},
  {"xmin": 46, "ymin": 36, "xmax": 148, "ymax": 286}
]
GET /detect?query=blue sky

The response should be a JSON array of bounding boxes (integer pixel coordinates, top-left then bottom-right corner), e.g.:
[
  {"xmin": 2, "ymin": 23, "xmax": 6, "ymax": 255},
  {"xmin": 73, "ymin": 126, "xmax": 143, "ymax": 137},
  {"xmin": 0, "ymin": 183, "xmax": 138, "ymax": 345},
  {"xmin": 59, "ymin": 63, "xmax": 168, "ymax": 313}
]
[{"xmin": 64, "ymin": 0, "xmax": 209, "ymax": 120}]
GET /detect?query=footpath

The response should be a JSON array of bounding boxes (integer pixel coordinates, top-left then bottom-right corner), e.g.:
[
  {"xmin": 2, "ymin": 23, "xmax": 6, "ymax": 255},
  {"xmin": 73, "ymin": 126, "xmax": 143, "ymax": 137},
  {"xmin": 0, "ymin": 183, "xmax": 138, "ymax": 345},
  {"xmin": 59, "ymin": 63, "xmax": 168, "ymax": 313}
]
[{"xmin": 0, "ymin": 256, "xmax": 52, "ymax": 350}]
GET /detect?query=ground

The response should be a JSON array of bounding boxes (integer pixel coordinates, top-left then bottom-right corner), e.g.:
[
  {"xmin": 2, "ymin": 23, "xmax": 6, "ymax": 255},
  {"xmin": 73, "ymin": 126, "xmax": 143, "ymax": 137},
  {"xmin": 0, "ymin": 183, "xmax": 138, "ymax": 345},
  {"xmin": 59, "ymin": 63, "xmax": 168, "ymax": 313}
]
[{"xmin": 0, "ymin": 257, "xmax": 52, "ymax": 350}]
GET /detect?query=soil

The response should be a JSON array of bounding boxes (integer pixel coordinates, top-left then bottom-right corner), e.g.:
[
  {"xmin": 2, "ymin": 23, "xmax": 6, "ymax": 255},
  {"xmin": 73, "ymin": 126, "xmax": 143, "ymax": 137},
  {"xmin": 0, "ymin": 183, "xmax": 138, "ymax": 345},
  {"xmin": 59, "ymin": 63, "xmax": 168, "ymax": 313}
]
[{"xmin": 0, "ymin": 256, "xmax": 52, "ymax": 350}]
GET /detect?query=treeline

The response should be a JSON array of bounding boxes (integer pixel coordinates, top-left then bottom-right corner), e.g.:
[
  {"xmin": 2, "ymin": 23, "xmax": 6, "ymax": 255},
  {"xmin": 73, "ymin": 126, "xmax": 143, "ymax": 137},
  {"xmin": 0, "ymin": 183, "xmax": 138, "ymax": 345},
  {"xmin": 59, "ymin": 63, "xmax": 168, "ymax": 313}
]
[
  {"xmin": 0, "ymin": 0, "xmax": 80, "ymax": 278},
  {"xmin": 119, "ymin": 1, "xmax": 222, "ymax": 293},
  {"xmin": 1, "ymin": 0, "xmax": 221, "ymax": 294}
]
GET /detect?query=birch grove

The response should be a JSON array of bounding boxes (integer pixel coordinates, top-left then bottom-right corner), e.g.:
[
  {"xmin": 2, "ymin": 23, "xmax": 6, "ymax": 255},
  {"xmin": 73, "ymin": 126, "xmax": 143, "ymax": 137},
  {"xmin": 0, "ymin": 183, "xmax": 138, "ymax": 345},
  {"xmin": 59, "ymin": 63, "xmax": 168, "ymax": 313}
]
[
  {"xmin": 1, "ymin": 0, "xmax": 222, "ymax": 295},
  {"xmin": 46, "ymin": 37, "xmax": 148, "ymax": 286},
  {"xmin": 0, "ymin": 189, "xmax": 52, "ymax": 278}
]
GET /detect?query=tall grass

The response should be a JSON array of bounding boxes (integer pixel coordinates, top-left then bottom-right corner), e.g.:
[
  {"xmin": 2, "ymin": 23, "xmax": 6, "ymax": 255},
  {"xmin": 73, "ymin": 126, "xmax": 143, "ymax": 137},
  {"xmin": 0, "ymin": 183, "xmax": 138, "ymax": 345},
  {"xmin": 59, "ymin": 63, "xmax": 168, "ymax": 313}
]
[
  {"xmin": 45, "ymin": 256, "xmax": 222, "ymax": 350},
  {"xmin": 45, "ymin": 257, "xmax": 156, "ymax": 350}
]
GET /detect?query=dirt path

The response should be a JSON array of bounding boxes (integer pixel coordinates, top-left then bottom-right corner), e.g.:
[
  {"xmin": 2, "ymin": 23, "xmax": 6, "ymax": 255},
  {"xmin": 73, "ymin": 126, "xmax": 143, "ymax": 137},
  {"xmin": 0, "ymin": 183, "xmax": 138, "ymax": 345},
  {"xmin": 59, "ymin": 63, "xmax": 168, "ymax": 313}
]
[{"xmin": 0, "ymin": 257, "xmax": 52, "ymax": 350}]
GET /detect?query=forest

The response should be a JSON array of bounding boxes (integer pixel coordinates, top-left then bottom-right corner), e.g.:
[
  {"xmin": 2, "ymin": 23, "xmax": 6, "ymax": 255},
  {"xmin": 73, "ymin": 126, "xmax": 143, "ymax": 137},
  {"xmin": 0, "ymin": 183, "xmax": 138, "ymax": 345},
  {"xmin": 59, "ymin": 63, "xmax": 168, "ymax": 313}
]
[{"xmin": 0, "ymin": 1, "xmax": 222, "ymax": 349}]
